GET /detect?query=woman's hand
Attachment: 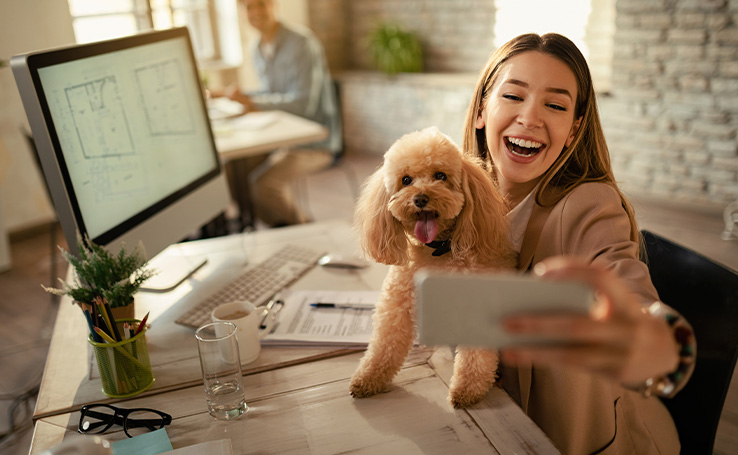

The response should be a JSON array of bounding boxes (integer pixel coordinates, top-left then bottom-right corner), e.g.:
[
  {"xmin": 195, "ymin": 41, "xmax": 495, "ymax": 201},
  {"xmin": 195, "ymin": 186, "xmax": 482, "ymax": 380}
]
[{"xmin": 500, "ymin": 257, "xmax": 680, "ymax": 388}]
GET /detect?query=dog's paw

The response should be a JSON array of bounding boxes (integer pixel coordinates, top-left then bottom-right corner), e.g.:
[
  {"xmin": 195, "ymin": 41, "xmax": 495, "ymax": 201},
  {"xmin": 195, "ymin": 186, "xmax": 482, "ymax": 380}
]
[
  {"xmin": 349, "ymin": 375, "xmax": 387, "ymax": 398},
  {"xmin": 448, "ymin": 385, "xmax": 490, "ymax": 409}
]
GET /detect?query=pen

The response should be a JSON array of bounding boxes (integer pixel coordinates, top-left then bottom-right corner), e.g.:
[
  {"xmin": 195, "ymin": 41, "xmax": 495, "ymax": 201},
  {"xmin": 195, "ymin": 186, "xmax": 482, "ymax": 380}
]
[{"xmin": 310, "ymin": 302, "xmax": 375, "ymax": 310}]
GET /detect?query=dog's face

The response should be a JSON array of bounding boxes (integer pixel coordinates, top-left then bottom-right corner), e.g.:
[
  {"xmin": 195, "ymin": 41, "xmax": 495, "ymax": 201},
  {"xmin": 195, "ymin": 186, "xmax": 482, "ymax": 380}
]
[{"xmin": 382, "ymin": 128, "xmax": 466, "ymax": 244}]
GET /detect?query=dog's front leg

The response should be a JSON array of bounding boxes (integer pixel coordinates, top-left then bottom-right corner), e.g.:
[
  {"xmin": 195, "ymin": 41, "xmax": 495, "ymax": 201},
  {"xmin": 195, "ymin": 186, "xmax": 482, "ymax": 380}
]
[
  {"xmin": 448, "ymin": 347, "xmax": 499, "ymax": 408},
  {"xmin": 350, "ymin": 270, "xmax": 416, "ymax": 398}
]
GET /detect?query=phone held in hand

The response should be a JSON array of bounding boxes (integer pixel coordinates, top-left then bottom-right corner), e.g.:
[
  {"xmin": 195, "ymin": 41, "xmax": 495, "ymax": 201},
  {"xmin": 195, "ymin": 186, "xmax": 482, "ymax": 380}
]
[{"xmin": 415, "ymin": 270, "xmax": 595, "ymax": 348}]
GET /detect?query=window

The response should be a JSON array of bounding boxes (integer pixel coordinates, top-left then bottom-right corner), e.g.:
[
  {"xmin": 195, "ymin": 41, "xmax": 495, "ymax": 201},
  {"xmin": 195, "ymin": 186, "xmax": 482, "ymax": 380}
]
[
  {"xmin": 493, "ymin": 0, "xmax": 592, "ymax": 58},
  {"xmin": 66, "ymin": 0, "xmax": 235, "ymax": 62},
  {"xmin": 493, "ymin": 0, "xmax": 614, "ymax": 92}
]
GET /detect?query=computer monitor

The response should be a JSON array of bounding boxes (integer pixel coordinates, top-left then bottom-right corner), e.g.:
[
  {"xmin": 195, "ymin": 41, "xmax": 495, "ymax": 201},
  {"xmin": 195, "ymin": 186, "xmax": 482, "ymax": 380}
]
[{"xmin": 11, "ymin": 27, "xmax": 231, "ymax": 290}]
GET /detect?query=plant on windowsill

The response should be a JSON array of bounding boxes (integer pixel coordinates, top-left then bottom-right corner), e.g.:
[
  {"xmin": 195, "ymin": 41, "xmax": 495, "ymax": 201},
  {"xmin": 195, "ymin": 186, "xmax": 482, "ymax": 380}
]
[
  {"xmin": 368, "ymin": 23, "xmax": 423, "ymax": 76},
  {"xmin": 42, "ymin": 236, "xmax": 155, "ymax": 319}
]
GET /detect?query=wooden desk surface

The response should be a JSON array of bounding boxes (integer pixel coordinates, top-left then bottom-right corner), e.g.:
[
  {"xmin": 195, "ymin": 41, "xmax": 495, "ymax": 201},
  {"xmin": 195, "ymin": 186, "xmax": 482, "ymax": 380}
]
[
  {"xmin": 33, "ymin": 221, "xmax": 380, "ymax": 421},
  {"xmin": 31, "ymin": 347, "xmax": 559, "ymax": 454},
  {"xmin": 213, "ymin": 111, "xmax": 328, "ymax": 162},
  {"xmin": 31, "ymin": 220, "xmax": 559, "ymax": 454}
]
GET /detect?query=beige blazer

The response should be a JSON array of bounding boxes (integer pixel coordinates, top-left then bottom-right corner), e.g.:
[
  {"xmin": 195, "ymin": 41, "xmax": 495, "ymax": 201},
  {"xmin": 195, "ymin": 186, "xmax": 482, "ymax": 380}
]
[{"xmin": 502, "ymin": 182, "xmax": 680, "ymax": 455}]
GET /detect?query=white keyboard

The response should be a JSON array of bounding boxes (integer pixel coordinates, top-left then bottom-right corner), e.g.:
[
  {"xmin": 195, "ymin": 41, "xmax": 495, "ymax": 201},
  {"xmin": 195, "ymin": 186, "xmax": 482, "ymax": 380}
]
[{"xmin": 175, "ymin": 245, "xmax": 325, "ymax": 329}]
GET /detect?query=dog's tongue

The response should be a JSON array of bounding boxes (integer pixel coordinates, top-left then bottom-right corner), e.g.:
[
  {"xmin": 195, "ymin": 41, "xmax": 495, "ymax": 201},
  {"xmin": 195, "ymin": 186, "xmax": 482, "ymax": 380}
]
[{"xmin": 415, "ymin": 212, "xmax": 438, "ymax": 244}]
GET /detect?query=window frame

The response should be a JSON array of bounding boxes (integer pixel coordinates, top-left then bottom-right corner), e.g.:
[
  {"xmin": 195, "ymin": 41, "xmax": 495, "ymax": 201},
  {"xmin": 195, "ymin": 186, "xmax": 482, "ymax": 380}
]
[{"xmin": 66, "ymin": 0, "xmax": 222, "ymax": 62}]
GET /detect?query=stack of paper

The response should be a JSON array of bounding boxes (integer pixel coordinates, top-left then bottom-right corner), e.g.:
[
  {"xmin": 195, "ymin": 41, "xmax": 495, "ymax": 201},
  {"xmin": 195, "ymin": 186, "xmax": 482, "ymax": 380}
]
[{"xmin": 262, "ymin": 290, "xmax": 380, "ymax": 348}]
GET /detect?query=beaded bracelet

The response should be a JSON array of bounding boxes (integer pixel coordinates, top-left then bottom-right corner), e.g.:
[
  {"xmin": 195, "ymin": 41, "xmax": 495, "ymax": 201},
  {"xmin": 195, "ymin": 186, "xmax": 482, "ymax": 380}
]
[{"xmin": 636, "ymin": 301, "xmax": 697, "ymax": 398}]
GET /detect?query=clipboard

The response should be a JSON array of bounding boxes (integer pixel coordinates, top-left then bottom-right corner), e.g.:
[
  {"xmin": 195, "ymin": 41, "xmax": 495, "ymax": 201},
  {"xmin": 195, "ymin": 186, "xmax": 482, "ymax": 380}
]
[{"xmin": 415, "ymin": 270, "xmax": 595, "ymax": 348}]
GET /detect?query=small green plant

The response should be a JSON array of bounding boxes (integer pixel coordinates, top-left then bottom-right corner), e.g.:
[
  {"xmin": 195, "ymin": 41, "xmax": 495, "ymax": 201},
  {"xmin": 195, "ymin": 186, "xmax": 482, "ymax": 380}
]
[
  {"xmin": 369, "ymin": 24, "xmax": 423, "ymax": 76},
  {"xmin": 43, "ymin": 237, "xmax": 155, "ymax": 308}
]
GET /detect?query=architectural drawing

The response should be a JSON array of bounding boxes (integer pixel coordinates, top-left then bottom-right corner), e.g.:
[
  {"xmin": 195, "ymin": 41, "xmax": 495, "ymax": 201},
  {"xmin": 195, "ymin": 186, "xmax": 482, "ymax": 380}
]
[
  {"xmin": 65, "ymin": 76, "xmax": 134, "ymax": 159},
  {"xmin": 135, "ymin": 59, "xmax": 195, "ymax": 136}
]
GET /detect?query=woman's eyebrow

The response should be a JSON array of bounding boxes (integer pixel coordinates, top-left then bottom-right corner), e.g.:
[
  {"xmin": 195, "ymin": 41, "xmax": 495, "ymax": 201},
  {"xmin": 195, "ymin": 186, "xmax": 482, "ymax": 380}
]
[{"xmin": 504, "ymin": 79, "xmax": 573, "ymax": 100}]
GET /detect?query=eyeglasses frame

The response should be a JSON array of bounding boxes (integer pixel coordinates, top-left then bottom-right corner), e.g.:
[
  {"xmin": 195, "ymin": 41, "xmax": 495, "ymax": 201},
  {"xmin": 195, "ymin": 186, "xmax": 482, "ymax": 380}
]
[{"xmin": 78, "ymin": 403, "xmax": 172, "ymax": 438}]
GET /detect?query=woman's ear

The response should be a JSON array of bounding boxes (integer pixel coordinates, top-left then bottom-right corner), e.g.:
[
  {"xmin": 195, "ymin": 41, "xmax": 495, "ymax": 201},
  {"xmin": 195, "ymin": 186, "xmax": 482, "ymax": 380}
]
[
  {"xmin": 475, "ymin": 107, "xmax": 486, "ymax": 129},
  {"xmin": 565, "ymin": 116, "xmax": 582, "ymax": 147}
]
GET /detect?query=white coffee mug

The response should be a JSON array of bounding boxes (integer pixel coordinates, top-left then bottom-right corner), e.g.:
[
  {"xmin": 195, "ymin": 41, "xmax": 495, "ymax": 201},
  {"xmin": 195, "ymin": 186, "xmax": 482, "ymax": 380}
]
[{"xmin": 211, "ymin": 301, "xmax": 275, "ymax": 365}]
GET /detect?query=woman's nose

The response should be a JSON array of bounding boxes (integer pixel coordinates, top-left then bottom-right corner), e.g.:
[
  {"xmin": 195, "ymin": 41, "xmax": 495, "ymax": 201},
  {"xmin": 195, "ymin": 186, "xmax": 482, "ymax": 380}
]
[{"xmin": 517, "ymin": 102, "xmax": 543, "ymax": 129}]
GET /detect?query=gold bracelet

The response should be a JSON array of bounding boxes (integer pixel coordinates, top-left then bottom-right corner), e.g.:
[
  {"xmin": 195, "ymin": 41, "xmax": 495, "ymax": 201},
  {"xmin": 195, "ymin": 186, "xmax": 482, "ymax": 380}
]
[{"xmin": 637, "ymin": 301, "xmax": 696, "ymax": 398}]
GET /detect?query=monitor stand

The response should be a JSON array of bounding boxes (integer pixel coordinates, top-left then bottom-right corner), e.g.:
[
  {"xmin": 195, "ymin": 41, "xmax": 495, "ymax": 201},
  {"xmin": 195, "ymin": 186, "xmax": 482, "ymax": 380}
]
[{"xmin": 138, "ymin": 245, "xmax": 208, "ymax": 293}]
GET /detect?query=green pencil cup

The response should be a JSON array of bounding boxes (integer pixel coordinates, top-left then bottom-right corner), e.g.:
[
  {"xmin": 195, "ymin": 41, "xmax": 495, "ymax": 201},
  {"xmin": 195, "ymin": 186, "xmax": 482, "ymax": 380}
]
[{"xmin": 88, "ymin": 318, "xmax": 154, "ymax": 398}]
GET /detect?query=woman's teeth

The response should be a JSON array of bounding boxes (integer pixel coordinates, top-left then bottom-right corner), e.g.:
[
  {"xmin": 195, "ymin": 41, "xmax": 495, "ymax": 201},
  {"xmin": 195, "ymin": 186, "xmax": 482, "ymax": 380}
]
[
  {"xmin": 506, "ymin": 137, "xmax": 543, "ymax": 157},
  {"xmin": 508, "ymin": 137, "xmax": 543, "ymax": 148}
]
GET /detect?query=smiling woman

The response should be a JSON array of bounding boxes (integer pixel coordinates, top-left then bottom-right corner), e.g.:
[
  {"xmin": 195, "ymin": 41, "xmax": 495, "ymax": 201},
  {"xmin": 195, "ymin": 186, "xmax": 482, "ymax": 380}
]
[
  {"xmin": 460, "ymin": 33, "xmax": 695, "ymax": 454},
  {"xmin": 474, "ymin": 51, "xmax": 581, "ymax": 208}
]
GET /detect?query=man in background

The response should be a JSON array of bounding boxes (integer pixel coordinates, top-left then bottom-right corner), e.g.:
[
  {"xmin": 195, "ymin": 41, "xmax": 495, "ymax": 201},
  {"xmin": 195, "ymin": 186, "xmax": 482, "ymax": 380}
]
[{"xmin": 223, "ymin": 0, "xmax": 341, "ymax": 227}]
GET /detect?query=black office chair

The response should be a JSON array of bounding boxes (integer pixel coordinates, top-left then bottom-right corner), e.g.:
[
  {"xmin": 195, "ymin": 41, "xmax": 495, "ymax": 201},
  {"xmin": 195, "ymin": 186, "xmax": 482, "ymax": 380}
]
[{"xmin": 641, "ymin": 230, "xmax": 738, "ymax": 454}]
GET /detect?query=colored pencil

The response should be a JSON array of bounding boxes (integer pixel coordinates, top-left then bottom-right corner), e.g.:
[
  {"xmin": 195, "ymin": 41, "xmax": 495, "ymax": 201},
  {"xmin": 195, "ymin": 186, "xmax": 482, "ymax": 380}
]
[
  {"xmin": 134, "ymin": 311, "xmax": 150, "ymax": 336},
  {"xmin": 103, "ymin": 300, "xmax": 122, "ymax": 342}
]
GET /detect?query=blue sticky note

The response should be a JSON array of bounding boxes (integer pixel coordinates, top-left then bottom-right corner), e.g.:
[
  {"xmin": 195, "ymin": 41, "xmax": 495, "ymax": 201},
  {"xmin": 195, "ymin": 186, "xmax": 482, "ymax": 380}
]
[{"xmin": 111, "ymin": 428, "xmax": 174, "ymax": 455}]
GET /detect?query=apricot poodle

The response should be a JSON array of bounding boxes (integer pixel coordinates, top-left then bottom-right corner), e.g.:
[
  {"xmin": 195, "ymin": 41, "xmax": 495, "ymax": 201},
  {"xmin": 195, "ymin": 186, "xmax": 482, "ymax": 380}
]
[{"xmin": 349, "ymin": 127, "xmax": 517, "ymax": 408}]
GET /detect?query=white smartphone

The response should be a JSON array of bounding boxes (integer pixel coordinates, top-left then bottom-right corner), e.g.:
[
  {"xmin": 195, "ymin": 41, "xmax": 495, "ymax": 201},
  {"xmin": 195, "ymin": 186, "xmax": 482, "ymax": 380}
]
[{"xmin": 414, "ymin": 270, "xmax": 596, "ymax": 348}]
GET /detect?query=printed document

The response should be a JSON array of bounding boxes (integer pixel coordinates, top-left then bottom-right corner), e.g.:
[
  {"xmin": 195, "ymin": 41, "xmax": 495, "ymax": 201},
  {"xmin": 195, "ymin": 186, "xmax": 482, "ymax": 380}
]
[{"xmin": 263, "ymin": 290, "xmax": 380, "ymax": 347}]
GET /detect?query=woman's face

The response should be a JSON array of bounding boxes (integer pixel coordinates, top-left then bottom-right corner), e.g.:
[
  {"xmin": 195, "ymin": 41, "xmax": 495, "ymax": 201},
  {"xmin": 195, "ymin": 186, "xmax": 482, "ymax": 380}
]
[{"xmin": 476, "ymin": 51, "xmax": 581, "ymax": 204}]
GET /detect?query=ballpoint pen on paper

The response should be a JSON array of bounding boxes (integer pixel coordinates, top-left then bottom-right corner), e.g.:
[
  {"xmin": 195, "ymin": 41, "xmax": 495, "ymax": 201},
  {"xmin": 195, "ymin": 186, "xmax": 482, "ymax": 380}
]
[{"xmin": 310, "ymin": 302, "xmax": 375, "ymax": 310}]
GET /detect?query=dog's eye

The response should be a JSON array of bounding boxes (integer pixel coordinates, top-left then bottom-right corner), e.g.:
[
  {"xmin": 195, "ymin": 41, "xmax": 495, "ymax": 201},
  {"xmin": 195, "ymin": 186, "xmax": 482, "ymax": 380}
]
[
  {"xmin": 402, "ymin": 176, "xmax": 413, "ymax": 186},
  {"xmin": 434, "ymin": 172, "xmax": 447, "ymax": 181}
]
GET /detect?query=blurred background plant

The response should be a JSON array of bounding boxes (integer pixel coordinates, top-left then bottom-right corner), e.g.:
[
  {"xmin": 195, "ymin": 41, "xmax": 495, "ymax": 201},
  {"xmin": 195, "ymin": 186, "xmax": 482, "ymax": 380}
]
[{"xmin": 368, "ymin": 23, "xmax": 423, "ymax": 76}]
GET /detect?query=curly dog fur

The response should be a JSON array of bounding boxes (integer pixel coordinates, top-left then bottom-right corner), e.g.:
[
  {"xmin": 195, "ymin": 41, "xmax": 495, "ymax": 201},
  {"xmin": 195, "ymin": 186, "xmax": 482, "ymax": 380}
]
[{"xmin": 349, "ymin": 127, "xmax": 517, "ymax": 408}]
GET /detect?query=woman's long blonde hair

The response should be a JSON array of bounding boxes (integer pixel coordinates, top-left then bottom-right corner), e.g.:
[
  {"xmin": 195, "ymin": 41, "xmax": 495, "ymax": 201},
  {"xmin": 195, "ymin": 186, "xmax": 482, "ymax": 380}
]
[{"xmin": 462, "ymin": 33, "xmax": 639, "ymax": 244}]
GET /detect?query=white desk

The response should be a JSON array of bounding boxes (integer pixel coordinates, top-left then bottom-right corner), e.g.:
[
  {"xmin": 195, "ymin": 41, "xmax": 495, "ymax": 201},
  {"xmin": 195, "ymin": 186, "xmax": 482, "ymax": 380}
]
[
  {"xmin": 213, "ymin": 110, "xmax": 328, "ymax": 162},
  {"xmin": 30, "ymin": 220, "xmax": 560, "ymax": 454}
]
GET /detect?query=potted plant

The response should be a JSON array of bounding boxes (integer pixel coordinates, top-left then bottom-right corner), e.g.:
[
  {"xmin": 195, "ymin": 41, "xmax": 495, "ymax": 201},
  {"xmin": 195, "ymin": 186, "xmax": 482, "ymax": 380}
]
[
  {"xmin": 368, "ymin": 23, "xmax": 423, "ymax": 76},
  {"xmin": 43, "ymin": 236, "xmax": 155, "ymax": 319}
]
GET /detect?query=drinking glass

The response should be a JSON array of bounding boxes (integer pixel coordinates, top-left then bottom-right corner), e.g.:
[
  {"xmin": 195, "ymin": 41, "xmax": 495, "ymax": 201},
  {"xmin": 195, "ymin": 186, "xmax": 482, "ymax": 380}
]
[{"xmin": 195, "ymin": 321, "xmax": 248, "ymax": 420}]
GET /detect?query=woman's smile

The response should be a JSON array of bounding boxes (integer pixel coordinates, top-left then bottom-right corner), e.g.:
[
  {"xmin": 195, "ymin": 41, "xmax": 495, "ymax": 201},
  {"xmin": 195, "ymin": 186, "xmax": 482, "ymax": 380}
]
[
  {"xmin": 504, "ymin": 135, "xmax": 545, "ymax": 160},
  {"xmin": 476, "ymin": 51, "xmax": 581, "ymax": 206}
]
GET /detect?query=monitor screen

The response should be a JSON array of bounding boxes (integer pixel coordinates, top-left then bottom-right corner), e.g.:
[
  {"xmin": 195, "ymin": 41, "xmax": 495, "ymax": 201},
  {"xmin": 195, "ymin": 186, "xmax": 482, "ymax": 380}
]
[{"xmin": 12, "ymin": 27, "xmax": 231, "ymax": 283}]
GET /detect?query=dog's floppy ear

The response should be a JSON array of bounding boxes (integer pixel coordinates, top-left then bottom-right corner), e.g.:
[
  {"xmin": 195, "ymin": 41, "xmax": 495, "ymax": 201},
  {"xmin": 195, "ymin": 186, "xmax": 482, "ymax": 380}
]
[
  {"xmin": 354, "ymin": 168, "xmax": 408, "ymax": 265},
  {"xmin": 452, "ymin": 157, "xmax": 511, "ymax": 264}
]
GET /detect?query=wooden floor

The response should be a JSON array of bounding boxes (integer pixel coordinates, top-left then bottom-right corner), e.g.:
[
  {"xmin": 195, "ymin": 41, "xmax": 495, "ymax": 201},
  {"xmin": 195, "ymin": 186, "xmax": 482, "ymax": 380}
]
[{"xmin": 1, "ymin": 151, "xmax": 737, "ymax": 454}]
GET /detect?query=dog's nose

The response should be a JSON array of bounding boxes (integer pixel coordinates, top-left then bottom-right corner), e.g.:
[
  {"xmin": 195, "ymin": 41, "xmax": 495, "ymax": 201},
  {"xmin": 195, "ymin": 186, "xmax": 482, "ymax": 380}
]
[{"xmin": 413, "ymin": 194, "xmax": 429, "ymax": 208}]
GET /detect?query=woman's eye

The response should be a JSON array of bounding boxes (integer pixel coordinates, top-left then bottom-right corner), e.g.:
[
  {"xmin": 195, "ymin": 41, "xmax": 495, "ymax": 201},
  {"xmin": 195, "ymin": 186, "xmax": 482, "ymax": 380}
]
[
  {"xmin": 434, "ymin": 172, "xmax": 447, "ymax": 181},
  {"xmin": 402, "ymin": 176, "xmax": 412, "ymax": 186},
  {"xmin": 548, "ymin": 104, "xmax": 567, "ymax": 112},
  {"xmin": 503, "ymin": 94, "xmax": 523, "ymax": 101}
]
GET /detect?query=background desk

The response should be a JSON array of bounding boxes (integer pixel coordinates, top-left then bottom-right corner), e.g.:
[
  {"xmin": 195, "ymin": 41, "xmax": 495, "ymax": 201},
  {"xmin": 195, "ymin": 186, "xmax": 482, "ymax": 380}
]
[
  {"xmin": 213, "ymin": 111, "xmax": 329, "ymax": 229},
  {"xmin": 213, "ymin": 111, "xmax": 328, "ymax": 162},
  {"xmin": 30, "ymin": 221, "xmax": 559, "ymax": 454}
]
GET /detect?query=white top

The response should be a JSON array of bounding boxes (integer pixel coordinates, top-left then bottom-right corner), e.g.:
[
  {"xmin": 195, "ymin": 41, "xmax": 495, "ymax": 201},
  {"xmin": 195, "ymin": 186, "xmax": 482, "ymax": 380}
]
[{"xmin": 506, "ymin": 187, "xmax": 538, "ymax": 253}]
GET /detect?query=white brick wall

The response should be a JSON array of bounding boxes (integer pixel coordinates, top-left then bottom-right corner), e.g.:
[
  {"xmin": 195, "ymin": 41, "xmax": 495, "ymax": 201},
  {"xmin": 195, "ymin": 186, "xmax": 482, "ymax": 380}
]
[
  {"xmin": 307, "ymin": 0, "xmax": 738, "ymax": 206},
  {"xmin": 604, "ymin": 0, "xmax": 738, "ymax": 204}
]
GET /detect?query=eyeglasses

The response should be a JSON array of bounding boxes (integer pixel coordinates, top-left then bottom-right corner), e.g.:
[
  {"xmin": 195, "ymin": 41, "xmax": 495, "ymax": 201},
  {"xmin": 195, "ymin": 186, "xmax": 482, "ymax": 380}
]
[{"xmin": 78, "ymin": 404, "xmax": 172, "ymax": 438}]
